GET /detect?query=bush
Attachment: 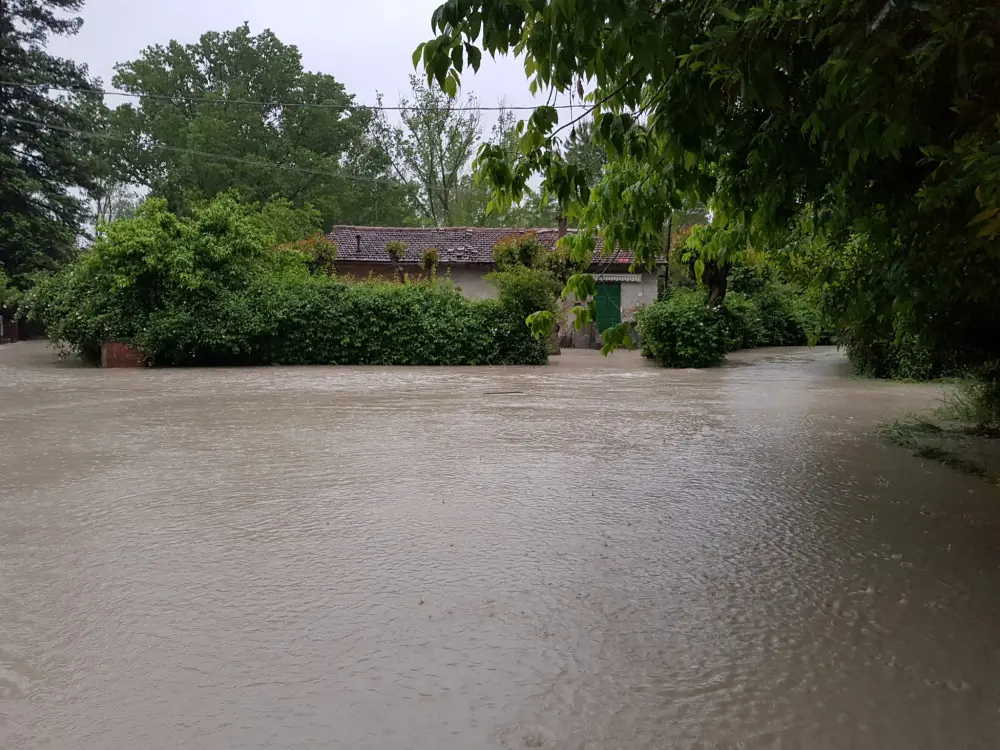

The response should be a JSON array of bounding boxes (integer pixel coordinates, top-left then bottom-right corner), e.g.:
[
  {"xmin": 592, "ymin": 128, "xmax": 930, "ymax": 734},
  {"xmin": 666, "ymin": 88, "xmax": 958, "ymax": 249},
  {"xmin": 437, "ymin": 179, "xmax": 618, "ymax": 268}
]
[
  {"xmin": 421, "ymin": 247, "xmax": 440, "ymax": 276},
  {"xmin": 720, "ymin": 293, "xmax": 765, "ymax": 351},
  {"xmin": 788, "ymin": 292, "xmax": 835, "ymax": 346},
  {"xmin": 843, "ymin": 324, "xmax": 958, "ymax": 380},
  {"xmin": 275, "ymin": 234, "xmax": 337, "ymax": 275},
  {"xmin": 27, "ymin": 196, "xmax": 549, "ymax": 367},
  {"xmin": 239, "ymin": 278, "xmax": 546, "ymax": 366},
  {"xmin": 942, "ymin": 363, "xmax": 1000, "ymax": 431},
  {"xmin": 486, "ymin": 266, "xmax": 560, "ymax": 320},
  {"xmin": 635, "ymin": 289, "xmax": 727, "ymax": 367},
  {"xmin": 492, "ymin": 232, "xmax": 545, "ymax": 269},
  {"xmin": 751, "ymin": 285, "xmax": 806, "ymax": 346},
  {"xmin": 0, "ymin": 269, "xmax": 22, "ymax": 309}
]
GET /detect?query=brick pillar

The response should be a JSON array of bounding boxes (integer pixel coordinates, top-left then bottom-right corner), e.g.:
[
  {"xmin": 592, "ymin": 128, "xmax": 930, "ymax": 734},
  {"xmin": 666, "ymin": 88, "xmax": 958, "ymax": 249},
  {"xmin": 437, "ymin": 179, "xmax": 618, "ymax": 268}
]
[{"xmin": 101, "ymin": 341, "xmax": 147, "ymax": 368}]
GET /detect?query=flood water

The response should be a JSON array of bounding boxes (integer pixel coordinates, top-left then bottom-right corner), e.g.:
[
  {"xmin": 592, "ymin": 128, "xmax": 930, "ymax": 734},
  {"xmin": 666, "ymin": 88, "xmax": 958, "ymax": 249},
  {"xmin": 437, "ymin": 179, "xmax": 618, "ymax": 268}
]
[{"xmin": 2, "ymin": 341, "xmax": 999, "ymax": 749}]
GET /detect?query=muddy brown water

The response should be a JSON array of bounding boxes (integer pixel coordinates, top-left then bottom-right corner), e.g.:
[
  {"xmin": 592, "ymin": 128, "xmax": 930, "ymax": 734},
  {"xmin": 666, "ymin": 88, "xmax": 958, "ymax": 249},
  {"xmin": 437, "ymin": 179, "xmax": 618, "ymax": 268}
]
[{"xmin": 2, "ymin": 341, "xmax": 999, "ymax": 749}]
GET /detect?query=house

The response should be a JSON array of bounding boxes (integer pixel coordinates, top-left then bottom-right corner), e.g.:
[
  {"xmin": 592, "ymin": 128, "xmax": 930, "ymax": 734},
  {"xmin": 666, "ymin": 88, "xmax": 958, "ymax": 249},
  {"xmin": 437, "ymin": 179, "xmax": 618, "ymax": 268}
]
[{"xmin": 326, "ymin": 226, "xmax": 662, "ymax": 347}]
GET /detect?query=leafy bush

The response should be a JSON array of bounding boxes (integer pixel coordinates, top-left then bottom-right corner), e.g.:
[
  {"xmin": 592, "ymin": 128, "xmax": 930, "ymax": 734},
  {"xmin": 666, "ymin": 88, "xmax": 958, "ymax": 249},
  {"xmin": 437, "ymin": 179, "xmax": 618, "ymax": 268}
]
[
  {"xmin": 276, "ymin": 234, "xmax": 338, "ymax": 275},
  {"xmin": 751, "ymin": 285, "xmax": 807, "ymax": 346},
  {"xmin": 385, "ymin": 241, "xmax": 408, "ymax": 262},
  {"xmin": 843, "ymin": 323, "xmax": 958, "ymax": 380},
  {"xmin": 727, "ymin": 260, "xmax": 773, "ymax": 296},
  {"xmin": 0, "ymin": 269, "xmax": 22, "ymax": 309},
  {"xmin": 720, "ymin": 292, "xmax": 765, "ymax": 351},
  {"xmin": 635, "ymin": 289, "xmax": 727, "ymax": 367},
  {"xmin": 244, "ymin": 196, "xmax": 322, "ymax": 245},
  {"xmin": 26, "ymin": 196, "xmax": 548, "ymax": 367},
  {"xmin": 238, "ymin": 278, "xmax": 546, "ymax": 366},
  {"xmin": 535, "ymin": 243, "xmax": 588, "ymax": 282},
  {"xmin": 492, "ymin": 232, "xmax": 545, "ymax": 269},
  {"xmin": 486, "ymin": 265, "xmax": 560, "ymax": 320},
  {"xmin": 942, "ymin": 363, "xmax": 1000, "ymax": 431},
  {"xmin": 421, "ymin": 247, "xmax": 440, "ymax": 275}
]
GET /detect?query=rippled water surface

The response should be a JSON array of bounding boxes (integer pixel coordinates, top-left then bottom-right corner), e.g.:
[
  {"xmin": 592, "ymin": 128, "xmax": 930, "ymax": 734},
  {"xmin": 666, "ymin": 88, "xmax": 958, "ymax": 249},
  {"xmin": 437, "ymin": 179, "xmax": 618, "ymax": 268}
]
[{"xmin": 2, "ymin": 341, "xmax": 999, "ymax": 749}]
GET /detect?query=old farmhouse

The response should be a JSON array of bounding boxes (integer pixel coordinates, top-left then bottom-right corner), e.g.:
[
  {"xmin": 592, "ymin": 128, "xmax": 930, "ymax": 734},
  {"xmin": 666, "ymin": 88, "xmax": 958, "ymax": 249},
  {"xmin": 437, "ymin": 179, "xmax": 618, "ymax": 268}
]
[{"xmin": 326, "ymin": 226, "xmax": 662, "ymax": 347}]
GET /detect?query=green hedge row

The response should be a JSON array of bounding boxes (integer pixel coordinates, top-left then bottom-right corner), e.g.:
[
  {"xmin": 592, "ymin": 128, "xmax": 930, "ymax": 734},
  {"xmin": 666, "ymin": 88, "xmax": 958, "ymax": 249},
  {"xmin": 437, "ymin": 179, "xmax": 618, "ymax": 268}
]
[
  {"xmin": 129, "ymin": 278, "xmax": 549, "ymax": 367},
  {"xmin": 635, "ymin": 287, "xmax": 833, "ymax": 368},
  {"xmin": 22, "ymin": 197, "xmax": 550, "ymax": 367}
]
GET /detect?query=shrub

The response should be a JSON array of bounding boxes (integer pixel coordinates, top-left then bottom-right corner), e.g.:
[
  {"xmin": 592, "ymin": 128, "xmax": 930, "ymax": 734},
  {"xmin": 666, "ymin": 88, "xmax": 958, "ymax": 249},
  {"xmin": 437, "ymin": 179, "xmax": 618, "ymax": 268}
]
[
  {"xmin": 492, "ymin": 232, "xmax": 545, "ymax": 269},
  {"xmin": 421, "ymin": 247, "xmax": 440, "ymax": 276},
  {"xmin": 720, "ymin": 292, "xmax": 765, "ymax": 351},
  {"xmin": 28, "ymin": 197, "xmax": 549, "ymax": 367},
  {"xmin": 751, "ymin": 285, "xmax": 807, "ymax": 346},
  {"xmin": 19, "ymin": 265, "xmax": 106, "ymax": 361},
  {"xmin": 245, "ymin": 196, "xmax": 322, "ymax": 245},
  {"xmin": 942, "ymin": 362, "xmax": 1000, "ymax": 431},
  {"xmin": 241, "ymin": 278, "xmax": 546, "ymax": 366},
  {"xmin": 788, "ymin": 292, "xmax": 835, "ymax": 346},
  {"xmin": 635, "ymin": 289, "xmax": 727, "ymax": 367},
  {"xmin": 0, "ymin": 269, "xmax": 21, "ymax": 309},
  {"xmin": 276, "ymin": 234, "xmax": 337, "ymax": 275},
  {"xmin": 486, "ymin": 266, "xmax": 560, "ymax": 320},
  {"xmin": 535, "ymin": 243, "xmax": 588, "ymax": 282},
  {"xmin": 844, "ymin": 324, "xmax": 958, "ymax": 380}
]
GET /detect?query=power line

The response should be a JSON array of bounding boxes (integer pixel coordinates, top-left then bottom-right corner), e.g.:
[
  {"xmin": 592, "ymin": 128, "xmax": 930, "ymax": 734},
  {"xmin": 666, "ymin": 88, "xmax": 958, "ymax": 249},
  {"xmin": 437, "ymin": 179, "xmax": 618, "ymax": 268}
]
[
  {"xmin": 0, "ymin": 81, "xmax": 580, "ymax": 113},
  {"xmin": 4, "ymin": 116, "xmax": 406, "ymax": 187}
]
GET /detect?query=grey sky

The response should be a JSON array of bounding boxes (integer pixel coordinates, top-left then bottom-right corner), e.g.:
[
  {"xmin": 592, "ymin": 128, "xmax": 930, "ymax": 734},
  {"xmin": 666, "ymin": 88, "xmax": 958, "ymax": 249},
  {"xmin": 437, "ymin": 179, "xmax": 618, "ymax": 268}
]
[{"xmin": 47, "ymin": 0, "xmax": 555, "ymax": 117}]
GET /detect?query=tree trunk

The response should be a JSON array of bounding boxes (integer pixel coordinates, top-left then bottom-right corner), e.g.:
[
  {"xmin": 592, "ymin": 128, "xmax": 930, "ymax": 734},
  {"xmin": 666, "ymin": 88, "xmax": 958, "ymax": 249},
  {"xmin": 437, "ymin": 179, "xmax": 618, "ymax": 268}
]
[{"xmin": 703, "ymin": 261, "xmax": 729, "ymax": 307}]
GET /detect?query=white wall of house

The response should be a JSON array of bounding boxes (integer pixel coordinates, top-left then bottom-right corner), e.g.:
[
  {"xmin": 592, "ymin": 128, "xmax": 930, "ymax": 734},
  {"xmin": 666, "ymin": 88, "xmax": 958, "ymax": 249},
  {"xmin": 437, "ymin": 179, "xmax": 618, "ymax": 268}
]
[
  {"xmin": 443, "ymin": 266, "xmax": 498, "ymax": 299},
  {"xmin": 620, "ymin": 273, "xmax": 659, "ymax": 317},
  {"xmin": 450, "ymin": 269, "xmax": 660, "ymax": 312}
]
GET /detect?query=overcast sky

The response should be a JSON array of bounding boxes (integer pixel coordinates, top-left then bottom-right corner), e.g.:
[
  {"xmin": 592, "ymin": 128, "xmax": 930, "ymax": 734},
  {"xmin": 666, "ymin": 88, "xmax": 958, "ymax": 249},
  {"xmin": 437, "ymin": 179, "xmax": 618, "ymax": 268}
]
[{"xmin": 48, "ymin": 0, "xmax": 554, "ymax": 116}]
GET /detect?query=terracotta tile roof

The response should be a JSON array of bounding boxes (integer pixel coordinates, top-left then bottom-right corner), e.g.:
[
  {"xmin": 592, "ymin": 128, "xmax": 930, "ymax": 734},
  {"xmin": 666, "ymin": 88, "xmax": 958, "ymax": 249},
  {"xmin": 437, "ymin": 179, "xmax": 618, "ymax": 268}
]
[{"xmin": 326, "ymin": 226, "xmax": 640, "ymax": 266}]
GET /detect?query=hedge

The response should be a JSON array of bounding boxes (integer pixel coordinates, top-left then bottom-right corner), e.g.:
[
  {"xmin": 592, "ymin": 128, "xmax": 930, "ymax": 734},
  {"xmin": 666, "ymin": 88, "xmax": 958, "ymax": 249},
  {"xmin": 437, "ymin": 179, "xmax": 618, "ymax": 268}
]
[
  {"xmin": 21, "ymin": 196, "xmax": 550, "ymax": 367},
  {"xmin": 636, "ymin": 286, "xmax": 834, "ymax": 369}
]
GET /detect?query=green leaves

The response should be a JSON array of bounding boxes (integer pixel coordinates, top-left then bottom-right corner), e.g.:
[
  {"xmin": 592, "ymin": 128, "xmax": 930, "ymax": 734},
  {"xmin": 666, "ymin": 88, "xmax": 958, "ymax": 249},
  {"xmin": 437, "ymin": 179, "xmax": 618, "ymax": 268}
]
[
  {"xmin": 466, "ymin": 43, "xmax": 483, "ymax": 73},
  {"xmin": 635, "ymin": 290, "xmax": 727, "ymax": 368},
  {"xmin": 34, "ymin": 194, "xmax": 550, "ymax": 366},
  {"xmin": 599, "ymin": 322, "xmax": 635, "ymax": 356},
  {"xmin": 526, "ymin": 309, "xmax": 555, "ymax": 338},
  {"xmin": 409, "ymin": 0, "xmax": 1000, "ymax": 372},
  {"xmin": 969, "ymin": 206, "xmax": 1000, "ymax": 237},
  {"xmin": 108, "ymin": 24, "xmax": 405, "ymax": 228},
  {"xmin": 562, "ymin": 272, "xmax": 597, "ymax": 302}
]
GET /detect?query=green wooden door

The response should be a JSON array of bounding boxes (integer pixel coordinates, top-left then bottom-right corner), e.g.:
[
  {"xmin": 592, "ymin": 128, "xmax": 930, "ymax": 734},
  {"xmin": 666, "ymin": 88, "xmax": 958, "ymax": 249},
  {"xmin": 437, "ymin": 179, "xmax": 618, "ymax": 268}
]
[{"xmin": 594, "ymin": 282, "xmax": 622, "ymax": 332}]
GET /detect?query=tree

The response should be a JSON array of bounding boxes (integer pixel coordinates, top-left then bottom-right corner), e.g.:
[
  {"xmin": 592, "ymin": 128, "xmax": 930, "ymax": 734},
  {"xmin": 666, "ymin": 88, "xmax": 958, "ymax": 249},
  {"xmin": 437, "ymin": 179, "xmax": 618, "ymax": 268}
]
[
  {"xmin": 109, "ymin": 24, "xmax": 413, "ymax": 228},
  {"xmin": 454, "ymin": 108, "xmax": 560, "ymax": 227},
  {"xmin": 0, "ymin": 0, "xmax": 102, "ymax": 280},
  {"xmin": 563, "ymin": 120, "xmax": 605, "ymax": 179},
  {"xmin": 93, "ymin": 182, "xmax": 142, "ymax": 225},
  {"xmin": 416, "ymin": 1, "xmax": 1000, "ymax": 365},
  {"xmin": 373, "ymin": 74, "xmax": 481, "ymax": 226}
]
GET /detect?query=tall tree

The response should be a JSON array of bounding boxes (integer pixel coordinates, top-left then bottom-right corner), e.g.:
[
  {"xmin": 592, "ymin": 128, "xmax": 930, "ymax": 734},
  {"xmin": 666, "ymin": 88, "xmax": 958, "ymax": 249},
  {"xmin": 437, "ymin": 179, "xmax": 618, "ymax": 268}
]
[
  {"xmin": 0, "ymin": 0, "xmax": 101, "ymax": 280},
  {"xmin": 417, "ymin": 0, "xmax": 1000, "ymax": 363},
  {"xmin": 563, "ymin": 120, "xmax": 605, "ymax": 179},
  {"xmin": 109, "ymin": 24, "xmax": 412, "ymax": 227},
  {"xmin": 453, "ymin": 108, "xmax": 560, "ymax": 227},
  {"xmin": 373, "ymin": 74, "xmax": 481, "ymax": 226}
]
